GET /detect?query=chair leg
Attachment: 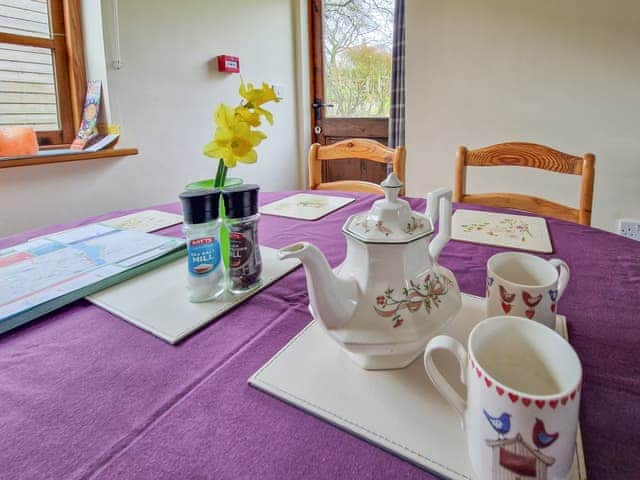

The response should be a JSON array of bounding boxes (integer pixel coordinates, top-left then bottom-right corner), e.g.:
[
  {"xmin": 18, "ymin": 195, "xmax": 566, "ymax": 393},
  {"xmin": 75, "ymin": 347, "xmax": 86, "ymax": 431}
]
[
  {"xmin": 308, "ymin": 143, "xmax": 322, "ymax": 190},
  {"xmin": 454, "ymin": 146, "xmax": 467, "ymax": 202}
]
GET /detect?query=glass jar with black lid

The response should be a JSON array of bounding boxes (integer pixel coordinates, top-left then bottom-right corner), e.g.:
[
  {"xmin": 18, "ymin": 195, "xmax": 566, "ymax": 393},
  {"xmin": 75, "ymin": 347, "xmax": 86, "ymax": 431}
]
[
  {"xmin": 179, "ymin": 189, "xmax": 225, "ymax": 302},
  {"xmin": 222, "ymin": 185, "xmax": 262, "ymax": 294}
]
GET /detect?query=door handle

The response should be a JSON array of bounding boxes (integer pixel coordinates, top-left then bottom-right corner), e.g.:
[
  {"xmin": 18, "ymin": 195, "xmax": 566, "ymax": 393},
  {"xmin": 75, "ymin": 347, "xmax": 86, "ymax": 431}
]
[{"xmin": 312, "ymin": 98, "xmax": 334, "ymax": 120}]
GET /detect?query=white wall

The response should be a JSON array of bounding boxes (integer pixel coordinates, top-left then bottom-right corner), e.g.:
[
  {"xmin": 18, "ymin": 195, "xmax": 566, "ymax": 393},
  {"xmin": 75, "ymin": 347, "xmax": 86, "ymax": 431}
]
[
  {"xmin": 0, "ymin": 0, "xmax": 299, "ymax": 235},
  {"xmin": 405, "ymin": 0, "xmax": 640, "ymax": 231},
  {"xmin": 82, "ymin": 0, "xmax": 111, "ymax": 121}
]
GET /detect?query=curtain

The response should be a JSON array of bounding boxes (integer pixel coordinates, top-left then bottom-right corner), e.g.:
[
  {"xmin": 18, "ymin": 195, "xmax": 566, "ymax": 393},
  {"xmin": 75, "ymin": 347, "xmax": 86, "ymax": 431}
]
[{"xmin": 388, "ymin": 0, "xmax": 406, "ymax": 153}]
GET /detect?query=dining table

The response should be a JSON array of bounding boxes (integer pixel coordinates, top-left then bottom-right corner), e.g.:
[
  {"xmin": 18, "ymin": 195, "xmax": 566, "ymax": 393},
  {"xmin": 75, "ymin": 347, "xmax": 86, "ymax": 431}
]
[{"xmin": 1, "ymin": 191, "xmax": 638, "ymax": 480}]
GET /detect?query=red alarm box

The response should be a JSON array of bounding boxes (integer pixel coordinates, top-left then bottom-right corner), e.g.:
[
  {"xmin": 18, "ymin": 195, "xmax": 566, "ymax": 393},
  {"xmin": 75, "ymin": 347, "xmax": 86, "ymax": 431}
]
[{"xmin": 217, "ymin": 55, "xmax": 240, "ymax": 73}]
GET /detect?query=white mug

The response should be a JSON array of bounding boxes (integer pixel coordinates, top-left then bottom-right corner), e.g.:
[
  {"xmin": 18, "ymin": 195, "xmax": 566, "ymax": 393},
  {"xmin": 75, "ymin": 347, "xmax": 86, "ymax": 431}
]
[
  {"xmin": 424, "ymin": 316, "xmax": 582, "ymax": 480},
  {"xmin": 486, "ymin": 252, "xmax": 570, "ymax": 329}
]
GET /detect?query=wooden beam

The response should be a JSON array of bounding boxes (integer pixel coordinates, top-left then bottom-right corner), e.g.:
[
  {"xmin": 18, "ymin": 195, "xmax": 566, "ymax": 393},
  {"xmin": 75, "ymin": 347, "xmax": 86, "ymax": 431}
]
[
  {"xmin": 63, "ymin": 0, "xmax": 87, "ymax": 129},
  {"xmin": 461, "ymin": 192, "xmax": 580, "ymax": 223},
  {"xmin": 49, "ymin": 0, "xmax": 75, "ymax": 144},
  {"xmin": 0, "ymin": 32, "xmax": 53, "ymax": 49}
]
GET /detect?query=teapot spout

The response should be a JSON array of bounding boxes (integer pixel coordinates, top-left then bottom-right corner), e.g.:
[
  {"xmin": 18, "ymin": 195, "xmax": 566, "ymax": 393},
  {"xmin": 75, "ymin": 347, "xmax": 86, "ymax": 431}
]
[{"xmin": 279, "ymin": 242, "xmax": 358, "ymax": 330}]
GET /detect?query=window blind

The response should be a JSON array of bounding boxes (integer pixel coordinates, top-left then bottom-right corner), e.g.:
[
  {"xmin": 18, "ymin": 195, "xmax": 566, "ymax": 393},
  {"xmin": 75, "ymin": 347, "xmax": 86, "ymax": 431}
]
[{"xmin": 0, "ymin": 0, "xmax": 59, "ymax": 131}]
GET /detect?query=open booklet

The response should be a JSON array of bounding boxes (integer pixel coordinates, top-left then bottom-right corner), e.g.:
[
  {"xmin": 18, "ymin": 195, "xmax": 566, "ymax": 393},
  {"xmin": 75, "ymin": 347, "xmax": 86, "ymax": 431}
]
[{"xmin": 0, "ymin": 224, "xmax": 185, "ymax": 335}]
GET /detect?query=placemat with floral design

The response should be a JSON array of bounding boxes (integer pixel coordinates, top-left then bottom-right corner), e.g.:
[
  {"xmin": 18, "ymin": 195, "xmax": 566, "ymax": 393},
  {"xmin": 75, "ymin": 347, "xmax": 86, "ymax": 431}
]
[{"xmin": 451, "ymin": 209, "xmax": 552, "ymax": 253}]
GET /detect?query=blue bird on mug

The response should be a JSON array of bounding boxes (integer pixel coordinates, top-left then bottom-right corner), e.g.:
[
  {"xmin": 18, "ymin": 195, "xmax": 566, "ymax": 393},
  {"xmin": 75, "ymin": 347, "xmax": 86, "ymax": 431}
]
[{"xmin": 483, "ymin": 409, "xmax": 511, "ymax": 437}]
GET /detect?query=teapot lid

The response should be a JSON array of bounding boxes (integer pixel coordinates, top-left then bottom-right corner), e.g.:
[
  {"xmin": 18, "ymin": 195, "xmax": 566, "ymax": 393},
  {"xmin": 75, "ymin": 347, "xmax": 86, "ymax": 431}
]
[{"xmin": 343, "ymin": 173, "xmax": 433, "ymax": 244}]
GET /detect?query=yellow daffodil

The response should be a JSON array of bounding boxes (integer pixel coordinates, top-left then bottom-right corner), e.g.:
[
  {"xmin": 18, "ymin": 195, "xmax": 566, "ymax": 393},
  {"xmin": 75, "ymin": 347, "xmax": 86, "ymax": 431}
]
[
  {"xmin": 239, "ymin": 81, "xmax": 279, "ymax": 107},
  {"xmin": 234, "ymin": 106, "xmax": 261, "ymax": 127},
  {"xmin": 203, "ymin": 104, "xmax": 267, "ymax": 168},
  {"xmin": 239, "ymin": 80, "xmax": 279, "ymax": 125},
  {"xmin": 203, "ymin": 79, "xmax": 279, "ymax": 182}
]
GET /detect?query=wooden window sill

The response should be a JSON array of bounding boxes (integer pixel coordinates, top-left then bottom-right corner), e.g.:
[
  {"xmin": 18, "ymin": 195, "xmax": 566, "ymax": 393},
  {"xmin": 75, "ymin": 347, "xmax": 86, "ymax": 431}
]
[{"xmin": 0, "ymin": 148, "xmax": 139, "ymax": 169}]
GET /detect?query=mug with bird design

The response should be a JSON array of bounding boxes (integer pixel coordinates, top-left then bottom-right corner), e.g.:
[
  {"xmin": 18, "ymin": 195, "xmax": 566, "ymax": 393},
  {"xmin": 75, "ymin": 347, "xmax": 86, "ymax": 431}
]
[
  {"xmin": 424, "ymin": 316, "xmax": 582, "ymax": 480},
  {"xmin": 486, "ymin": 252, "xmax": 570, "ymax": 329}
]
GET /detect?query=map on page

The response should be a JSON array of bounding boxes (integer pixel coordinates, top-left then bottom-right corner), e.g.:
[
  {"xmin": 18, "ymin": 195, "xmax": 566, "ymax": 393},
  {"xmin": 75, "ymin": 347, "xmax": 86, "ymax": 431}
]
[{"xmin": 0, "ymin": 224, "xmax": 184, "ymax": 331}]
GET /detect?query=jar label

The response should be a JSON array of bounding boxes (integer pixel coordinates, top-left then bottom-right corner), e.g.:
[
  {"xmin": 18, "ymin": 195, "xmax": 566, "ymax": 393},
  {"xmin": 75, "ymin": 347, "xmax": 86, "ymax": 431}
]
[
  {"xmin": 187, "ymin": 236, "xmax": 221, "ymax": 276},
  {"xmin": 229, "ymin": 225, "xmax": 262, "ymax": 289},
  {"xmin": 230, "ymin": 232, "xmax": 252, "ymax": 268}
]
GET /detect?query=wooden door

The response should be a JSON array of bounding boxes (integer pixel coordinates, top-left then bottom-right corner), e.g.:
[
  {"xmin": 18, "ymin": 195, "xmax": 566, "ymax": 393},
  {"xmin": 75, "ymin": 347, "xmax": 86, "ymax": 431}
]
[{"xmin": 309, "ymin": 0, "xmax": 394, "ymax": 185}]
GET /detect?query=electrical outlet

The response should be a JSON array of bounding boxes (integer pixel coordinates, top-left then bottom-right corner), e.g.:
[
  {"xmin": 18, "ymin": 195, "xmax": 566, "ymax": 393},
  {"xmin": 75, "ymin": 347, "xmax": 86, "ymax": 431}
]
[{"xmin": 618, "ymin": 219, "xmax": 640, "ymax": 241}]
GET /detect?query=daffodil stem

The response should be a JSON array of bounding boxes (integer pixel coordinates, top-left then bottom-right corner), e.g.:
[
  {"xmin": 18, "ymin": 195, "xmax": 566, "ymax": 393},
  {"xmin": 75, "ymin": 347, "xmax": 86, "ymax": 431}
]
[{"xmin": 214, "ymin": 159, "xmax": 228, "ymax": 188}]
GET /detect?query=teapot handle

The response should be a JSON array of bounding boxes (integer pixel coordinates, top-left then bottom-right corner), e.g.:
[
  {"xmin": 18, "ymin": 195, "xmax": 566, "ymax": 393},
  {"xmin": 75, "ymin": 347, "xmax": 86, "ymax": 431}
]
[{"xmin": 426, "ymin": 188, "xmax": 452, "ymax": 264}]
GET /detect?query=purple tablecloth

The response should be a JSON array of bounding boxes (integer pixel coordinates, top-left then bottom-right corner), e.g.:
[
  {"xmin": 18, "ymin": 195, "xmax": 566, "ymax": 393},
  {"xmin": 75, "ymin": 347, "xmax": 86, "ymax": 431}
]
[{"xmin": 1, "ymin": 192, "xmax": 638, "ymax": 479}]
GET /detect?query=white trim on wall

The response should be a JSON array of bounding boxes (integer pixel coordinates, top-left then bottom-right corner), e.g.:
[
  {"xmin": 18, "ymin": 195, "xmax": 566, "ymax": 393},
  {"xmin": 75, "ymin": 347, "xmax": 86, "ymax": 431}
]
[
  {"xmin": 292, "ymin": 0, "xmax": 311, "ymax": 189},
  {"xmin": 81, "ymin": 0, "xmax": 111, "ymax": 123}
]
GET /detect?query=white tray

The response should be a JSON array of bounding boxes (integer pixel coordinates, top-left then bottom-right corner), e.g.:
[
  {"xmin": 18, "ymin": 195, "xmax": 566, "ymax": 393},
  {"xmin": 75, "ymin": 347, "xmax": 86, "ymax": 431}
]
[
  {"xmin": 88, "ymin": 246, "xmax": 300, "ymax": 344},
  {"xmin": 249, "ymin": 294, "xmax": 586, "ymax": 480}
]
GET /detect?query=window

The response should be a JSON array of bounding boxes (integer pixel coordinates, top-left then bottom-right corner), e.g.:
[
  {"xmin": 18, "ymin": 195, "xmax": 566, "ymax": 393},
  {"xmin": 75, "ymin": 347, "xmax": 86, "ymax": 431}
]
[
  {"xmin": 322, "ymin": 0, "xmax": 394, "ymax": 118},
  {"xmin": 0, "ymin": 0, "xmax": 85, "ymax": 146}
]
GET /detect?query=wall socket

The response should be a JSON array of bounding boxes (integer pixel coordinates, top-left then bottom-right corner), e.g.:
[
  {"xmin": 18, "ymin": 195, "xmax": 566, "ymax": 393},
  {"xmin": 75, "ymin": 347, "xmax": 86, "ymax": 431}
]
[{"xmin": 618, "ymin": 219, "xmax": 640, "ymax": 241}]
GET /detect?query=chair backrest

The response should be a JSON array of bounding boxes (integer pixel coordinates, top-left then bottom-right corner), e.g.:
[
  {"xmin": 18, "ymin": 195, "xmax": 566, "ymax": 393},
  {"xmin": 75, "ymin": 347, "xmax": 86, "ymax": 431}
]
[
  {"xmin": 454, "ymin": 142, "xmax": 595, "ymax": 225},
  {"xmin": 308, "ymin": 138, "xmax": 406, "ymax": 195}
]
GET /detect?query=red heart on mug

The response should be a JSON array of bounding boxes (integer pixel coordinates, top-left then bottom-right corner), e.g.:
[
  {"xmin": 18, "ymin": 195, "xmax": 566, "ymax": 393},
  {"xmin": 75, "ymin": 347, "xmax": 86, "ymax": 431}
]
[
  {"xmin": 501, "ymin": 302, "xmax": 512, "ymax": 314},
  {"xmin": 561, "ymin": 396, "xmax": 569, "ymax": 405},
  {"xmin": 535, "ymin": 400, "xmax": 545, "ymax": 409},
  {"xmin": 484, "ymin": 377, "xmax": 492, "ymax": 388},
  {"xmin": 525, "ymin": 309, "xmax": 535, "ymax": 319},
  {"xmin": 522, "ymin": 398, "xmax": 532, "ymax": 407},
  {"xmin": 550, "ymin": 400, "xmax": 559, "ymax": 409},
  {"xmin": 551, "ymin": 303, "xmax": 556, "ymax": 312},
  {"xmin": 570, "ymin": 390, "xmax": 577, "ymax": 400},
  {"xmin": 508, "ymin": 393, "xmax": 519, "ymax": 403},
  {"xmin": 496, "ymin": 386, "xmax": 505, "ymax": 396},
  {"xmin": 476, "ymin": 367, "xmax": 482, "ymax": 378}
]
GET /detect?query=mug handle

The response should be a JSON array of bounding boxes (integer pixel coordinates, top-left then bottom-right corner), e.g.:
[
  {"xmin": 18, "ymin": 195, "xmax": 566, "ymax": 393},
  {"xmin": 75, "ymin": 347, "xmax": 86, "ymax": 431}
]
[
  {"xmin": 424, "ymin": 335, "xmax": 468, "ymax": 428},
  {"xmin": 549, "ymin": 258, "xmax": 570, "ymax": 299}
]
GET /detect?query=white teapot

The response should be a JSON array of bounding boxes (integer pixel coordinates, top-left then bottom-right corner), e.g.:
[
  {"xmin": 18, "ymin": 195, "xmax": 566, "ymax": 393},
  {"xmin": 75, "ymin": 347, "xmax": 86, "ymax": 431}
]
[{"xmin": 279, "ymin": 173, "xmax": 462, "ymax": 370}]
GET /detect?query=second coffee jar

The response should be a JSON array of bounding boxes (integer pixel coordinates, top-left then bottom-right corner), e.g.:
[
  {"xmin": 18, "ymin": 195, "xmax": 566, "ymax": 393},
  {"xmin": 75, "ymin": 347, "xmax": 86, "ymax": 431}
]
[{"xmin": 222, "ymin": 185, "xmax": 263, "ymax": 294}]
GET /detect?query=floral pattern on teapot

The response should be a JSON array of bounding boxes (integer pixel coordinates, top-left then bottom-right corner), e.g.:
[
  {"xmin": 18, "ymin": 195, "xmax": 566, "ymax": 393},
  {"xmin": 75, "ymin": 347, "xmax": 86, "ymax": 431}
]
[
  {"xmin": 353, "ymin": 214, "xmax": 426, "ymax": 238},
  {"xmin": 374, "ymin": 272, "xmax": 455, "ymax": 328}
]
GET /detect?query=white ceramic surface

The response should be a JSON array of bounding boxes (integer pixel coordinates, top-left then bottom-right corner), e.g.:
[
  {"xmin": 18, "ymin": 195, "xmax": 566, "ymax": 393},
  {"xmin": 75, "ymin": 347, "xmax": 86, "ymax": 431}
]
[
  {"xmin": 486, "ymin": 252, "xmax": 570, "ymax": 329},
  {"xmin": 87, "ymin": 246, "xmax": 300, "ymax": 343},
  {"xmin": 248, "ymin": 294, "xmax": 586, "ymax": 480},
  {"xmin": 425, "ymin": 316, "xmax": 582, "ymax": 480},
  {"xmin": 278, "ymin": 174, "xmax": 462, "ymax": 369}
]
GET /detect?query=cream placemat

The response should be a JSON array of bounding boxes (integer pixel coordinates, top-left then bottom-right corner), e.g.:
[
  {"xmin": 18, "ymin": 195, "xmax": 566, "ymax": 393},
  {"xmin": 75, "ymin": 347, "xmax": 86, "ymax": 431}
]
[
  {"xmin": 452, "ymin": 209, "xmax": 553, "ymax": 253},
  {"xmin": 100, "ymin": 210, "xmax": 183, "ymax": 232},
  {"xmin": 249, "ymin": 294, "xmax": 585, "ymax": 480},
  {"xmin": 87, "ymin": 246, "xmax": 300, "ymax": 343},
  {"xmin": 260, "ymin": 193, "xmax": 355, "ymax": 220}
]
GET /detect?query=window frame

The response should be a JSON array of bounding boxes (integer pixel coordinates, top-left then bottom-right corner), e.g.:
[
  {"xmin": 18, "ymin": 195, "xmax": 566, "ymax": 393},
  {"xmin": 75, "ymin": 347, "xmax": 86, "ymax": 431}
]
[{"xmin": 0, "ymin": 0, "xmax": 86, "ymax": 146}]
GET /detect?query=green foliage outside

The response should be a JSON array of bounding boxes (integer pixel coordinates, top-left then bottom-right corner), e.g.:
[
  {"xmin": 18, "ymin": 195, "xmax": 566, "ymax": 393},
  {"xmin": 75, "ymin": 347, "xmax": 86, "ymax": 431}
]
[
  {"xmin": 326, "ymin": 46, "xmax": 391, "ymax": 117},
  {"xmin": 323, "ymin": 0, "xmax": 393, "ymax": 118}
]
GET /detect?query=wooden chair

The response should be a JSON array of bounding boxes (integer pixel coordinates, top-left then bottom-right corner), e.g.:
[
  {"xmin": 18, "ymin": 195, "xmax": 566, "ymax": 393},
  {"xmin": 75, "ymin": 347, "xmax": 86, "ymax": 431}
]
[
  {"xmin": 308, "ymin": 139, "xmax": 406, "ymax": 195},
  {"xmin": 454, "ymin": 142, "xmax": 595, "ymax": 225}
]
